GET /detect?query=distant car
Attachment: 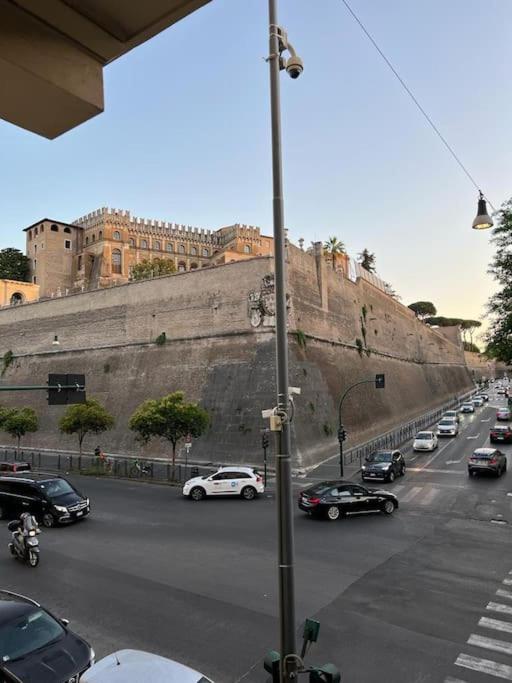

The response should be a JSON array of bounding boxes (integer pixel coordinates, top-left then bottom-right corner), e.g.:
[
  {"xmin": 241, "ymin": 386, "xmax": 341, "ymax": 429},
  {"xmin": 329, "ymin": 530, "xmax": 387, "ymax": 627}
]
[
  {"xmin": 361, "ymin": 450, "xmax": 405, "ymax": 483},
  {"xmin": 497, "ymin": 388, "xmax": 506, "ymax": 395},
  {"xmin": 81, "ymin": 649, "xmax": 213, "ymax": 683},
  {"xmin": 0, "ymin": 462, "xmax": 31, "ymax": 473},
  {"xmin": 472, "ymin": 397, "xmax": 484, "ymax": 407},
  {"xmin": 413, "ymin": 431, "xmax": 438, "ymax": 452},
  {"xmin": 460, "ymin": 403, "xmax": 475, "ymax": 413},
  {"xmin": 468, "ymin": 448, "xmax": 507, "ymax": 477},
  {"xmin": 490, "ymin": 425, "xmax": 512, "ymax": 444},
  {"xmin": 182, "ymin": 466, "xmax": 264, "ymax": 501},
  {"xmin": 480, "ymin": 393, "xmax": 489, "ymax": 402},
  {"xmin": 437, "ymin": 417, "xmax": 459, "ymax": 437},
  {"xmin": 0, "ymin": 590, "xmax": 94, "ymax": 683},
  {"xmin": 442, "ymin": 410, "xmax": 460, "ymax": 424},
  {"xmin": 497, "ymin": 408, "xmax": 512, "ymax": 422},
  {"xmin": 298, "ymin": 480, "xmax": 398, "ymax": 520}
]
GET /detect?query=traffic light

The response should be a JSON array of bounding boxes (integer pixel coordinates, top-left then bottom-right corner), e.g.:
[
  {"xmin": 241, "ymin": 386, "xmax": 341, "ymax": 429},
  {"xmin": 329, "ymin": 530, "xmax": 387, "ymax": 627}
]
[
  {"xmin": 47, "ymin": 374, "xmax": 86, "ymax": 405},
  {"xmin": 264, "ymin": 650, "xmax": 280, "ymax": 683},
  {"xmin": 375, "ymin": 373, "xmax": 385, "ymax": 389},
  {"xmin": 262, "ymin": 432, "xmax": 270, "ymax": 449},
  {"xmin": 309, "ymin": 663, "xmax": 341, "ymax": 683},
  {"xmin": 337, "ymin": 426, "xmax": 347, "ymax": 443}
]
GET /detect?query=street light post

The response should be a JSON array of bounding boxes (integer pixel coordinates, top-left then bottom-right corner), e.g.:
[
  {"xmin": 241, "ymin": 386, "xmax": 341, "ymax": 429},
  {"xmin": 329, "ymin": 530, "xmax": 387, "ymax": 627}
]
[{"xmin": 267, "ymin": 2, "xmax": 302, "ymax": 680}]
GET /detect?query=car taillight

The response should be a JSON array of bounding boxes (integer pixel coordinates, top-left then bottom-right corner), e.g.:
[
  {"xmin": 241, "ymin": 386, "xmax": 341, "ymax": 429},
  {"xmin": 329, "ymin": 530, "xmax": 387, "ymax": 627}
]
[
  {"xmin": 490, "ymin": 458, "xmax": 498, "ymax": 464},
  {"xmin": 308, "ymin": 497, "xmax": 320, "ymax": 505},
  {"xmin": 256, "ymin": 475, "xmax": 262, "ymax": 483}
]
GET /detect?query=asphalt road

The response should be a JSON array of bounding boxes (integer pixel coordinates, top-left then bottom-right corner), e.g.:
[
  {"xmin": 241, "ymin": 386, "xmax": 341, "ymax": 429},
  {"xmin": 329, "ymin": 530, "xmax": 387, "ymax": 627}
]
[{"xmin": 1, "ymin": 389, "xmax": 512, "ymax": 682}]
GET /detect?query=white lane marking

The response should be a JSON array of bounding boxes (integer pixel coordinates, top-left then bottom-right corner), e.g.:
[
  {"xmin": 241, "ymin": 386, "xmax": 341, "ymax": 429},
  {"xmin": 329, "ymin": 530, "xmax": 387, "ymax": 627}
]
[
  {"xmin": 503, "ymin": 578, "xmax": 512, "ymax": 586},
  {"xmin": 496, "ymin": 589, "xmax": 512, "ymax": 600},
  {"xmin": 482, "ymin": 419, "xmax": 491, "ymax": 423},
  {"xmin": 400, "ymin": 486, "xmax": 423, "ymax": 503},
  {"xmin": 420, "ymin": 487, "xmax": 440, "ymax": 505},
  {"xmin": 390, "ymin": 484, "xmax": 405, "ymax": 494},
  {"xmin": 407, "ymin": 468, "xmax": 463, "ymax": 474},
  {"xmin": 468, "ymin": 633, "xmax": 512, "ymax": 655},
  {"xmin": 487, "ymin": 602, "xmax": 512, "ymax": 615},
  {"xmin": 444, "ymin": 678, "xmax": 468, "ymax": 683},
  {"xmin": 446, "ymin": 456, "xmax": 465, "ymax": 464},
  {"xmin": 467, "ymin": 435, "xmax": 480, "ymax": 440},
  {"xmin": 479, "ymin": 617, "xmax": 512, "ymax": 634},
  {"xmin": 455, "ymin": 653, "xmax": 512, "ymax": 679}
]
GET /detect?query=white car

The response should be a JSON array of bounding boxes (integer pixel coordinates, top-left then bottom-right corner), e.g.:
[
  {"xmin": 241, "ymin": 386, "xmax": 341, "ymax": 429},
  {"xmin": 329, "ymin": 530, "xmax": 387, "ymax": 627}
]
[
  {"xmin": 437, "ymin": 417, "xmax": 459, "ymax": 437},
  {"xmin": 460, "ymin": 403, "xmax": 475, "ymax": 413},
  {"xmin": 82, "ymin": 650, "xmax": 213, "ymax": 683},
  {"xmin": 442, "ymin": 410, "xmax": 460, "ymax": 424},
  {"xmin": 183, "ymin": 466, "xmax": 264, "ymax": 501},
  {"xmin": 472, "ymin": 397, "xmax": 484, "ymax": 407},
  {"xmin": 413, "ymin": 431, "xmax": 438, "ymax": 452}
]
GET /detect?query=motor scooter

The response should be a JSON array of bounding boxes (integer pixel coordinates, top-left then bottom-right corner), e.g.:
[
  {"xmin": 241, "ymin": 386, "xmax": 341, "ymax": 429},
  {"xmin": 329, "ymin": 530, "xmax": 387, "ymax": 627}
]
[{"xmin": 8, "ymin": 514, "xmax": 41, "ymax": 567}]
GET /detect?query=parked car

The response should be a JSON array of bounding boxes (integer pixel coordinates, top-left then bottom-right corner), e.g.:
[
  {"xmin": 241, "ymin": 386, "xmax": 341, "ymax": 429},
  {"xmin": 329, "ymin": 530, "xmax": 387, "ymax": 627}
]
[
  {"xmin": 0, "ymin": 462, "xmax": 31, "ymax": 473},
  {"xmin": 361, "ymin": 450, "xmax": 405, "ymax": 483},
  {"xmin": 436, "ymin": 417, "xmax": 459, "ymax": 437},
  {"xmin": 497, "ymin": 408, "xmax": 512, "ymax": 421},
  {"xmin": 460, "ymin": 403, "xmax": 475, "ymax": 413},
  {"xmin": 413, "ymin": 431, "xmax": 438, "ymax": 452},
  {"xmin": 472, "ymin": 397, "xmax": 484, "ymax": 407},
  {"xmin": 0, "ymin": 590, "xmax": 94, "ymax": 683},
  {"xmin": 442, "ymin": 410, "xmax": 460, "ymax": 424},
  {"xmin": 490, "ymin": 425, "xmax": 512, "ymax": 444},
  {"xmin": 81, "ymin": 649, "xmax": 213, "ymax": 683},
  {"xmin": 182, "ymin": 466, "xmax": 264, "ymax": 501},
  {"xmin": 298, "ymin": 480, "xmax": 398, "ymax": 520},
  {"xmin": 0, "ymin": 473, "xmax": 90, "ymax": 527},
  {"xmin": 468, "ymin": 448, "xmax": 507, "ymax": 477}
]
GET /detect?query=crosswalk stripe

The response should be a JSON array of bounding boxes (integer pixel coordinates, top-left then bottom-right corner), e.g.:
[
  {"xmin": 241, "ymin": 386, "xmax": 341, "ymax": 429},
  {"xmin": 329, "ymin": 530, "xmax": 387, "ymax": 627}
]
[
  {"xmin": 496, "ymin": 589, "xmax": 512, "ymax": 601},
  {"xmin": 479, "ymin": 617, "xmax": 512, "ymax": 635},
  {"xmin": 487, "ymin": 603, "xmax": 512, "ymax": 616},
  {"xmin": 468, "ymin": 633, "xmax": 512, "ymax": 655},
  {"xmin": 391, "ymin": 484, "xmax": 405, "ymax": 494},
  {"xmin": 420, "ymin": 487, "xmax": 440, "ymax": 505},
  {"xmin": 401, "ymin": 486, "xmax": 423, "ymax": 503},
  {"xmin": 455, "ymin": 653, "xmax": 512, "ymax": 679},
  {"xmin": 503, "ymin": 579, "xmax": 512, "ymax": 586},
  {"xmin": 445, "ymin": 677, "xmax": 468, "ymax": 683}
]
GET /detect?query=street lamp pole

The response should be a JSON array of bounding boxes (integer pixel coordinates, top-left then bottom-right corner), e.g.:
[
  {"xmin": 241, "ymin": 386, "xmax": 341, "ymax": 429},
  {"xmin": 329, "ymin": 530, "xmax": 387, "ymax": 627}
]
[{"xmin": 268, "ymin": 1, "xmax": 298, "ymax": 680}]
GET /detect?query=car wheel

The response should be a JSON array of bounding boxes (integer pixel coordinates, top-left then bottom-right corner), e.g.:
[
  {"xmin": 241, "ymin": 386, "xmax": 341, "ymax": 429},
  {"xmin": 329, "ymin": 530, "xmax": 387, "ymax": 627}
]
[
  {"xmin": 241, "ymin": 486, "xmax": 256, "ymax": 500},
  {"xmin": 388, "ymin": 471, "xmax": 395, "ymax": 483},
  {"xmin": 382, "ymin": 500, "xmax": 395, "ymax": 515},
  {"xmin": 190, "ymin": 487, "xmax": 206, "ymax": 501},
  {"xmin": 400, "ymin": 465, "xmax": 406, "ymax": 476},
  {"xmin": 325, "ymin": 505, "xmax": 340, "ymax": 521},
  {"xmin": 28, "ymin": 550, "xmax": 39, "ymax": 568},
  {"xmin": 42, "ymin": 513, "xmax": 55, "ymax": 528}
]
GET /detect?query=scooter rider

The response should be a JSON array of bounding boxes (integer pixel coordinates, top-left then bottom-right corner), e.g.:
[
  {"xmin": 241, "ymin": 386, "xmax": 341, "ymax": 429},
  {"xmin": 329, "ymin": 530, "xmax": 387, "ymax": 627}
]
[{"xmin": 12, "ymin": 512, "xmax": 40, "ymax": 552}]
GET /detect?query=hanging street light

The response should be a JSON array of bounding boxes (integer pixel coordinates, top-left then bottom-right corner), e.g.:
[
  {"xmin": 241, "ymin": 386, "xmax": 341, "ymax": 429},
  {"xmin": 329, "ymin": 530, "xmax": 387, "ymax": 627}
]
[{"xmin": 472, "ymin": 191, "xmax": 494, "ymax": 230}]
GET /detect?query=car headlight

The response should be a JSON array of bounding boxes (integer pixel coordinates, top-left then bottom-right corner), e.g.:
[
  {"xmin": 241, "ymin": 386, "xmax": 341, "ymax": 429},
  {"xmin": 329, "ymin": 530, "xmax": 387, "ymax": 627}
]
[
  {"xmin": 86, "ymin": 498, "xmax": 90, "ymax": 507},
  {"xmin": 54, "ymin": 505, "xmax": 68, "ymax": 513},
  {"xmin": 361, "ymin": 465, "xmax": 366, "ymax": 470},
  {"xmin": 383, "ymin": 464, "xmax": 391, "ymax": 469},
  {"xmin": 90, "ymin": 646, "xmax": 95, "ymax": 664}
]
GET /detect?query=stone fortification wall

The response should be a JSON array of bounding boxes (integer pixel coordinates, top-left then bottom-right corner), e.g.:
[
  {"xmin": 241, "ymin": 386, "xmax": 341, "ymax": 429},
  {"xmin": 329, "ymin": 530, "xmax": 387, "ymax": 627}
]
[{"xmin": 0, "ymin": 250, "xmax": 473, "ymax": 468}]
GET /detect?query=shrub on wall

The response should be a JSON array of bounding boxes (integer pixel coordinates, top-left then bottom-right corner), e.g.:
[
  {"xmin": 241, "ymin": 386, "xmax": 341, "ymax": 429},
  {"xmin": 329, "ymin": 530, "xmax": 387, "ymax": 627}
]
[{"xmin": 1, "ymin": 350, "xmax": 14, "ymax": 376}]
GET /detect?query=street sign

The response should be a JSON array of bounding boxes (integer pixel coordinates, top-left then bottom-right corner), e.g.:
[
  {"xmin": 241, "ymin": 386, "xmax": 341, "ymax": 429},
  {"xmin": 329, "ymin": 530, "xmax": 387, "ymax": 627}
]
[
  {"xmin": 375, "ymin": 373, "xmax": 385, "ymax": 389},
  {"xmin": 47, "ymin": 373, "xmax": 86, "ymax": 405}
]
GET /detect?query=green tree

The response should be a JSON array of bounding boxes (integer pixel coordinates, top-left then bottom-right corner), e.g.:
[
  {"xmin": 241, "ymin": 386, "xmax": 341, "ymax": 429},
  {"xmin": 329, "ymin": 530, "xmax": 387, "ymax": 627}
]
[
  {"xmin": 460, "ymin": 319, "xmax": 482, "ymax": 346},
  {"xmin": 0, "ymin": 248, "xmax": 30, "ymax": 282},
  {"xmin": 358, "ymin": 248, "xmax": 376, "ymax": 273},
  {"xmin": 323, "ymin": 236, "xmax": 346, "ymax": 270},
  {"xmin": 463, "ymin": 341, "xmax": 481, "ymax": 353},
  {"xmin": 408, "ymin": 301, "xmax": 437, "ymax": 320},
  {"xmin": 1, "ymin": 407, "xmax": 38, "ymax": 454},
  {"xmin": 131, "ymin": 258, "xmax": 176, "ymax": 281},
  {"xmin": 129, "ymin": 391, "xmax": 209, "ymax": 469},
  {"xmin": 59, "ymin": 399, "xmax": 115, "ymax": 454},
  {"xmin": 425, "ymin": 316, "xmax": 464, "ymax": 327}
]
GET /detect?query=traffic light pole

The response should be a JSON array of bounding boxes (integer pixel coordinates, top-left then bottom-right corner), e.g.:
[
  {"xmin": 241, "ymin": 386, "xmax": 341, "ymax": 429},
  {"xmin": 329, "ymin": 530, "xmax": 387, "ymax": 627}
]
[{"xmin": 0, "ymin": 384, "xmax": 84, "ymax": 393}]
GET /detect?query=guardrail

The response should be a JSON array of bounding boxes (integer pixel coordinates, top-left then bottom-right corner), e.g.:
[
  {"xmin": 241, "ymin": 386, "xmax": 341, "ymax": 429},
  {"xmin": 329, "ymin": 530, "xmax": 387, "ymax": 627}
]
[{"xmin": 342, "ymin": 388, "xmax": 478, "ymax": 471}]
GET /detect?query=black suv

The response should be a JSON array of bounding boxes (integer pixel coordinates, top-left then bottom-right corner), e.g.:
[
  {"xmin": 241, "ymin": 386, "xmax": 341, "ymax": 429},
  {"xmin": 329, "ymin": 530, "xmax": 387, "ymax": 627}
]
[
  {"xmin": 0, "ymin": 590, "xmax": 94, "ymax": 683},
  {"xmin": 361, "ymin": 449, "xmax": 406, "ymax": 483},
  {"xmin": 0, "ymin": 473, "xmax": 89, "ymax": 527}
]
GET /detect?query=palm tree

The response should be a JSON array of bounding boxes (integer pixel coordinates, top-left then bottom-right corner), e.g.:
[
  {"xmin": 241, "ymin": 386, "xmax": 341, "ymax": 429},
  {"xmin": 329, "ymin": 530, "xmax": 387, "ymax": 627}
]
[{"xmin": 323, "ymin": 236, "xmax": 346, "ymax": 270}]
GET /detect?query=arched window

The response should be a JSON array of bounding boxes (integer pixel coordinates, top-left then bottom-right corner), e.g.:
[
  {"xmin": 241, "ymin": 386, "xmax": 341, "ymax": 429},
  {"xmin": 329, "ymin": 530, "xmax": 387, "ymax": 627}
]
[
  {"xmin": 243, "ymin": 244, "xmax": 251, "ymax": 254},
  {"xmin": 113, "ymin": 231, "xmax": 121, "ymax": 241},
  {"xmin": 202, "ymin": 248, "xmax": 209, "ymax": 257},
  {"xmin": 99, "ymin": 230, "xmax": 103, "ymax": 240},
  {"xmin": 50, "ymin": 224, "xmax": 58, "ymax": 232},
  {"xmin": 178, "ymin": 261, "xmax": 186, "ymax": 272},
  {"xmin": 63, "ymin": 227, "xmax": 71, "ymax": 234},
  {"xmin": 166, "ymin": 243, "xmax": 173, "ymax": 252},
  {"xmin": 191, "ymin": 246, "xmax": 197, "ymax": 256},
  {"xmin": 112, "ymin": 249, "xmax": 122, "ymax": 274},
  {"xmin": 129, "ymin": 238, "xmax": 135, "ymax": 248},
  {"xmin": 92, "ymin": 234, "xmax": 96, "ymax": 242},
  {"xmin": 141, "ymin": 239, "xmax": 148, "ymax": 249},
  {"xmin": 85, "ymin": 237, "xmax": 89, "ymax": 245},
  {"xmin": 178, "ymin": 244, "xmax": 185, "ymax": 254},
  {"xmin": 10, "ymin": 292, "xmax": 23, "ymax": 305},
  {"xmin": 190, "ymin": 262, "xmax": 198, "ymax": 270},
  {"xmin": 154, "ymin": 240, "xmax": 161, "ymax": 251}
]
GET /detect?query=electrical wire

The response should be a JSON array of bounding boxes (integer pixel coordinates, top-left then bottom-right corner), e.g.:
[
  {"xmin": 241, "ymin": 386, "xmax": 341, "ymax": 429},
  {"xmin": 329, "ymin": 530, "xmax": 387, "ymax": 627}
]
[{"xmin": 339, "ymin": 0, "xmax": 496, "ymax": 211}]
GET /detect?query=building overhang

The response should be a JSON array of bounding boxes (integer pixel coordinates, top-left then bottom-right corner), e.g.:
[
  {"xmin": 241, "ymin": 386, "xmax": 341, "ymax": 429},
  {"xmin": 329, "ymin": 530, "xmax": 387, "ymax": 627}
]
[
  {"xmin": 1, "ymin": 0, "xmax": 211, "ymax": 139},
  {"xmin": 23, "ymin": 219, "xmax": 83, "ymax": 232}
]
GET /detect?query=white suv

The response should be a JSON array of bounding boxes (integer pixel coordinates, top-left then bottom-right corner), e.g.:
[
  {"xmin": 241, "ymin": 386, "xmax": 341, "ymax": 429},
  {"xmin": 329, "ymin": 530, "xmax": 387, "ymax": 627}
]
[{"xmin": 183, "ymin": 467, "xmax": 264, "ymax": 501}]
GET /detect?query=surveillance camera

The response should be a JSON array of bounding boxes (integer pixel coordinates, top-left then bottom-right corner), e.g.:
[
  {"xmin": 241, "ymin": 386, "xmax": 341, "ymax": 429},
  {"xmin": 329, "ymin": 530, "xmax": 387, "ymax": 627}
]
[
  {"xmin": 286, "ymin": 55, "xmax": 303, "ymax": 79},
  {"xmin": 262, "ymin": 408, "xmax": 276, "ymax": 419},
  {"xmin": 289, "ymin": 387, "xmax": 301, "ymax": 396}
]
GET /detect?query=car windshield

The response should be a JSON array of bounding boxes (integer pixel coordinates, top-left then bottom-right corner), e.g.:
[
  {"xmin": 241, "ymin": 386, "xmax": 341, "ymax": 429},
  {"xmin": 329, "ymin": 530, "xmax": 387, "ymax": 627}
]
[
  {"xmin": 367, "ymin": 452, "xmax": 392, "ymax": 463},
  {"xmin": 38, "ymin": 479, "xmax": 75, "ymax": 499},
  {"xmin": 306, "ymin": 483, "xmax": 336, "ymax": 495},
  {"xmin": 416, "ymin": 433, "xmax": 432, "ymax": 440},
  {"xmin": 462, "ymin": 404, "xmax": 472, "ymax": 408},
  {"xmin": 493, "ymin": 426, "xmax": 508, "ymax": 432},
  {"xmin": 0, "ymin": 608, "xmax": 64, "ymax": 661},
  {"xmin": 474, "ymin": 452, "xmax": 494, "ymax": 460},
  {"xmin": 439, "ymin": 419, "xmax": 454, "ymax": 425}
]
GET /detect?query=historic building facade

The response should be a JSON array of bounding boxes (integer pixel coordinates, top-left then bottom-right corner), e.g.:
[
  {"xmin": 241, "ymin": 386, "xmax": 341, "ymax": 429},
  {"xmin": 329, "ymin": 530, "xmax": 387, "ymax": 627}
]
[{"xmin": 24, "ymin": 207, "xmax": 273, "ymax": 298}]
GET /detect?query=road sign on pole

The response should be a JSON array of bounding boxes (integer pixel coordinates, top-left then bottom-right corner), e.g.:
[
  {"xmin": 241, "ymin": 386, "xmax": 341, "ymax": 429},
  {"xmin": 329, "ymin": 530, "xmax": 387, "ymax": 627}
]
[{"xmin": 47, "ymin": 374, "xmax": 86, "ymax": 405}]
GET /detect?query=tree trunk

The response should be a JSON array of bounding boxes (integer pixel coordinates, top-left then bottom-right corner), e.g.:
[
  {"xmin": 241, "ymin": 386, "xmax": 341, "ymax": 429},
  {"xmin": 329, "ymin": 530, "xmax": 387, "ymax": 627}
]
[
  {"xmin": 79, "ymin": 432, "xmax": 84, "ymax": 456},
  {"xmin": 171, "ymin": 441, "xmax": 177, "ymax": 481},
  {"xmin": 16, "ymin": 435, "xmax": 20, "ymax": 457}
]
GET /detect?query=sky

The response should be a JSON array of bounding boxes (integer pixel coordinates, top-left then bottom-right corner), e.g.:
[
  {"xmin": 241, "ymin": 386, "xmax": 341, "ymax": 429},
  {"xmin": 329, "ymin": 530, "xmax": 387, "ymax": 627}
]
[{"xmin": 1, "ymin": 0, "xmax": 510, "ymax": 342}]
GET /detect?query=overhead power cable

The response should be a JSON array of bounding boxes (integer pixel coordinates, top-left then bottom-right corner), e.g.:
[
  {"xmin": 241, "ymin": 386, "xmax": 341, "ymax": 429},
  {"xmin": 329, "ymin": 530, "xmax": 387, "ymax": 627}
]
[{"xmin": 339, "ymin": 0, "xmax": 496, "ymax": 211}]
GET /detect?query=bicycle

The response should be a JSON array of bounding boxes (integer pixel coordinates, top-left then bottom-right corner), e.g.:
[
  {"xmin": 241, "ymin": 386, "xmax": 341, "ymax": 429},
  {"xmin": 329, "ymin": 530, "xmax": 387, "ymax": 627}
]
[{"xmin": 129, "ymin": 459, "xmax": 152, "ymax": 477}]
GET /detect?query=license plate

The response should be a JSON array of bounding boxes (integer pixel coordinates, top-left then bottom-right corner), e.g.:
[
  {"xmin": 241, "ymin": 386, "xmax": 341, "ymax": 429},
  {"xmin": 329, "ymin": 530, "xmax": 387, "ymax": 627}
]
[
  {"xmin": 370, "ymin": 473, "xmax": 377, "ymax": 477},
  {"xmin": 496, "ymin": 436, "xmax": 504, "ymax": 440},
  {"xmin": 76, "ymin": 511, "xmax": 83, "ymax": 517}
]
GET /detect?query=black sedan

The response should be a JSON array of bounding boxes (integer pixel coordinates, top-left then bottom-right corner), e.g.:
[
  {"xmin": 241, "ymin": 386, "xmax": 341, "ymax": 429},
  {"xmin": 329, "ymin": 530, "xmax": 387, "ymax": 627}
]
[
  {"xmin": 0, "ymin": 591, "xmax": 94, "ymax": 683},
  {"xmin": 298, "ymin": 481, "xmax": 398, "ymax": 521},
  {"xmin": 361, "ymin": 449, "xmax": 405, "ymax": 483}
]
